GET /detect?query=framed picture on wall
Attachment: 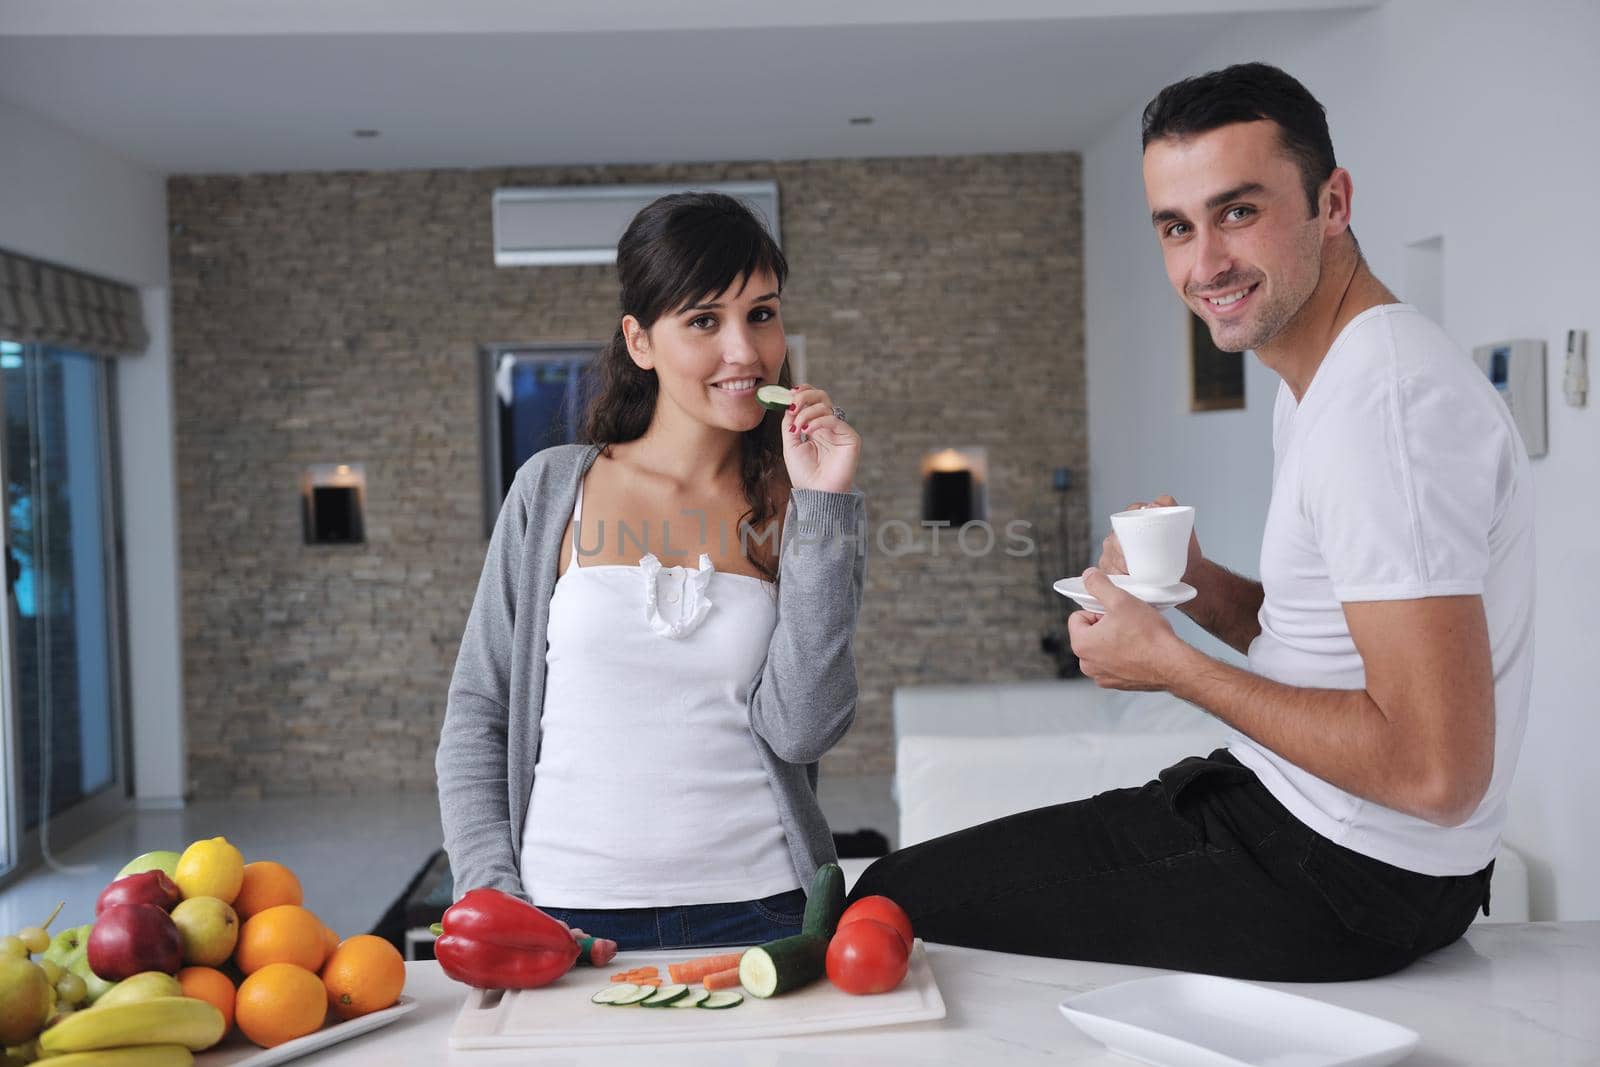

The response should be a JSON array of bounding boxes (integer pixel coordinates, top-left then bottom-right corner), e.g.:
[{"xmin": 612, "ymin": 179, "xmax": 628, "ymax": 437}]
[{"xmin": 1189, "ymin": 312, "xmax": 1245, "ymax": 412}]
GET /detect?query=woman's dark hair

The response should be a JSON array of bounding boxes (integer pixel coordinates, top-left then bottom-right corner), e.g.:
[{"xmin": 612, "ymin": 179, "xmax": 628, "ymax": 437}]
[
  {"xmin": 583, "ymin": 191, "xmax": 791, "ymax": 581},
  {"xmin": 1141, "ymin": 62, "xmax": 1337, "ymax": 217}
]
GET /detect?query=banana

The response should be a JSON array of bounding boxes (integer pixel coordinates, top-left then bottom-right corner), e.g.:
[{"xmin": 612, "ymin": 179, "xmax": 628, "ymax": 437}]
[
  {"xmin": 91, "ymin": 972, "xmax": 185, "ymax": 1010},
  {"xmin": 25, "ymin": 1046, "xmax": 193, "ymax": 1067},
  {"xmin": 37, "ymin": 998, "xmax": 224, "ymax": 1056}
]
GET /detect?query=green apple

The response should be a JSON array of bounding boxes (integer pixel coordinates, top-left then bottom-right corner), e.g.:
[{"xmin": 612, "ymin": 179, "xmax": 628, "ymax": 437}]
[
  {"xmin": 42, "ymin": 924, "xmax": 114, "ymax": 1004},
  {"xmin": 41, "ymin": 924, "xmax": 88, "ymax": 971},
  {"xmin": 169, "ymin": 896, "xmax": 238, "ymax": 966},
  {"xmin": 115, "ymin": 850, "xmax": 181, "ymax": 882},
  {"xmin": 72, "ymin": 962, "xmax": 118, "ymax": 1005}
]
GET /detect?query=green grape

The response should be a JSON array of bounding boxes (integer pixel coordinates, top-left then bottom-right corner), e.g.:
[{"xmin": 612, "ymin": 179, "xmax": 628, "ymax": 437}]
[
  {"xmin": 0, "ymin": 936, "xmax": 26, "ymax": 960},
  {"xmin": 54, "ymin": 972, "xmax": 87, "ymax": 1006},
  {"xmin": 16, "ymin": 929, "xmax": 47, "ymax": 956},
  {"xmin": 36, "ymin": 960, "xmax": 61, "ymax": 985}
]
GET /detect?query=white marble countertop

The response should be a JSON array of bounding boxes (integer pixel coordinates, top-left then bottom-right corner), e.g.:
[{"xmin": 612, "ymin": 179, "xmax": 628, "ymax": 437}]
[{"xmin": 280, "ymin": 921, "xmax": 1600, "ymax": 1065}]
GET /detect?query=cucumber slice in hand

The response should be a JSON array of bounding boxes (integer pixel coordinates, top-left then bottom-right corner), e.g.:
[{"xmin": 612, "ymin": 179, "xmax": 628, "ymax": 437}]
[
  {"xmin": 699, "ymin": 991, "xmax": 745, "ymax": 1009},
  {"xmin": 756, "ymin": 385, "xmax": 794, "ymax": 412}
]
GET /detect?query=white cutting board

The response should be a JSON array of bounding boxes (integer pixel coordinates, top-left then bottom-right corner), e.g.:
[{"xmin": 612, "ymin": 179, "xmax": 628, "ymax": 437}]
[{"xmin": 450, "ymin": 941, "xmax": 946, "ymax": 1048}]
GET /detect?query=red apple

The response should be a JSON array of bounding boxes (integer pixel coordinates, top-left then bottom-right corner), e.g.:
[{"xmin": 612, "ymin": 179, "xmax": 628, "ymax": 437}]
[
  {"xmin": 96, "ymin": 870, "xmax": 181, "ymax": 916},
  {"xmin": 86, "ymin": 903, "xmax": 184, "ymax": 980}
]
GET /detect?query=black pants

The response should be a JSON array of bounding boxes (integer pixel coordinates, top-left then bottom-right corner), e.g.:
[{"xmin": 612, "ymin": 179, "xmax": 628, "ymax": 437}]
[{"xmin": 851, "ymin": 750, "xmax": 1493, "ymax": 982}]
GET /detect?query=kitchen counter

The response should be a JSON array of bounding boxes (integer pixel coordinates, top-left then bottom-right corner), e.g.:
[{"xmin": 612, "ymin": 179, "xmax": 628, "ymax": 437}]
[{"xmin": 299, "ymin": 921, "xmax": 1600, "ymax": 1065}]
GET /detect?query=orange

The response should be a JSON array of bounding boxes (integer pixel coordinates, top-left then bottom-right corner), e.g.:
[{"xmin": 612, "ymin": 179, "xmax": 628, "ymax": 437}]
[
  {"xmin": 235, "ymin": 963, "xmax": 327, "ymax": 1049},
  {"xmin": 234, "ymin": 904, "xmax": 329, "ymax": 975},
  {"xmin": 321, "ymin": 924, "xmax": 340, "ymax": 959},
  {"xmin": 320, "ymin": 935, "xmax": 406, "ymax": 1021},
  {"xmin": 176, "ymin": 966, "xmax": 236, "ymax": 1037},
  {"xmin": 234, "ymin": 861, "xmax": 303, "ymax": 920}
]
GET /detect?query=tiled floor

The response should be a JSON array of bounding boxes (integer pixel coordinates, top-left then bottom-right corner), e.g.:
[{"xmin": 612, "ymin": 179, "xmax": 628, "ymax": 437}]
[{"xmin": 0, "ymin": 774, "xmax": 895, "ymax": 940}]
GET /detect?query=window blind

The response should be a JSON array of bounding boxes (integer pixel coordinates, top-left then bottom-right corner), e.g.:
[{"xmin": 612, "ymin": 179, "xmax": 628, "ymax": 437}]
[{"xmin": 0, "ymin": 247, "xmax": 149, "ymax": 355}]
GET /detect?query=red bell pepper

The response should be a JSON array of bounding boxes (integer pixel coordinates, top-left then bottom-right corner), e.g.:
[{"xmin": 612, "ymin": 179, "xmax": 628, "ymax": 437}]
[{"xmin": 430, "ymin": 888, "xmax": 581, "ymax": 990}]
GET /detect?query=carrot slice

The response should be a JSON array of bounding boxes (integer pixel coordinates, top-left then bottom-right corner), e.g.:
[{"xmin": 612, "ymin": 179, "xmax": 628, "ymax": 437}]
[
  {"xmin": 667, "ymin": 953, "xmax": 744, "ymax": 984},
  {"xmin": 702, "ymin": 966, "xmax": 743, "ymax": 991},
  {"xmin": 627, "ymin": 966, "xmax": 659, "ymax": 977},
  {"xmin": 636, "ymin": 978, "xmax": 662, "ymax": 987}
]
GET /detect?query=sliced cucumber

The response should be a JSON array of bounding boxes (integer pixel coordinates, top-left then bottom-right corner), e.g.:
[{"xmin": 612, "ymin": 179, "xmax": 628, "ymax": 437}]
[
  {"xmin": 611, "ymin": 985, "xmax": 657, "ymax": 1006},
  {"xmin": 802, "ymin": 862, "xmax": 847, "ymax": 939},
  {"xmin": 591, "ymin": 983, "xmax": 639, "ymax": 1004},
  {"xmin": 756, "ymin": 384, "xmax": 794, "ymax": 411},
  {"xmin": 670, "ymin": 988, "xmax": 712, "ymax": 1008},
  {"xmin": 640, "ymin": 983, "xmax": 690, "ymax": 1007},
  {"xmin": 699, "ymin": 991, "xmax": 744, "ymax": 1009},
  {"xmin": 738, "ymin": 933, "xmax": 828, "ymax": 999}
]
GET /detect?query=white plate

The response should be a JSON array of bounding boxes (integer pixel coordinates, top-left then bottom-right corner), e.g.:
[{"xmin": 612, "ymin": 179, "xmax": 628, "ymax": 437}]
[
  {"xmin": 1059, "ymin": 974, "xmax": 1420, "ymax": 1067},
  {"xmin": 1053, "ymin": 574, "xmax": 1197, "ymax": 614},
  {"xmin": 200, "ymin": 995, "xmax": 419, "ymax": 1067}
]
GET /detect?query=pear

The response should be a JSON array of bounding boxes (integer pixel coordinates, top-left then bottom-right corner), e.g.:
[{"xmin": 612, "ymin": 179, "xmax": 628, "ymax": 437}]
[
  {"xmin": 93, "ymin": 970, "xmax": 184, "ymax": 1009},
  {"xmin": 170, "ymin": 897, "xmax": 238, "ymax": 967},
  {"xmin": 0, "ymin": 957, "xmax": 52, "ymax": 1045}
]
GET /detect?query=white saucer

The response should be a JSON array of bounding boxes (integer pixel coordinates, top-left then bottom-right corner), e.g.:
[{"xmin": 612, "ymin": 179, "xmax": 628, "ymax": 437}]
[{"xmin": 1053, "ymin": 574, "xmax": 1197, "ymax": 614}]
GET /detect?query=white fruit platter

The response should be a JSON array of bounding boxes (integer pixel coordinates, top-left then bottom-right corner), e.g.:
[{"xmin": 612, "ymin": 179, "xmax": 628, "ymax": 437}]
[{"xmin": 199, "ymin": 997, "xmax": 419, "ymax": 1067}]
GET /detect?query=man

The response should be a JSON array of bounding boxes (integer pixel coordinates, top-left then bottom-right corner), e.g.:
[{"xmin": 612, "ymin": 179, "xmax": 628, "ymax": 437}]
[{"xmin": 850, "ymin": 63, "xmax": 1533, "ymax": 981}]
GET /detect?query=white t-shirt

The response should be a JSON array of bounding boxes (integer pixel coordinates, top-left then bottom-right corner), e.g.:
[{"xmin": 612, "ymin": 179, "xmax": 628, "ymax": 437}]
[{"xmin": 1230, "ymin": 303, "xmax": 1535, "ymax": 876}]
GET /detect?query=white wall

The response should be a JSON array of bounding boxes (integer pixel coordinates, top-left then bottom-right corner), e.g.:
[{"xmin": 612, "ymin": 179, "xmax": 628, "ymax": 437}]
[
  {"xmin": 0, "ymin": 101, "xmax": 186, "ymax": 806},
  {"xmin": 1082, "ymin": 0, "xmax": 1600, "ymax": 919}
]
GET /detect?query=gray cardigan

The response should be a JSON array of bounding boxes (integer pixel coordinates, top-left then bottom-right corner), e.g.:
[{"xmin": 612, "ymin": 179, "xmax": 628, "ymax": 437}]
[{"xmin": 436, "ymin": 443, "xmax": 866, "ymax": 903}]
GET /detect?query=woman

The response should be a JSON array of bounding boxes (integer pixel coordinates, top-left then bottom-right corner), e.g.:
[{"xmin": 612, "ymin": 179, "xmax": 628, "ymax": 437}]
[{"xmin": 436, "ymin": 192, "xmax": 865, "ymax": 950}]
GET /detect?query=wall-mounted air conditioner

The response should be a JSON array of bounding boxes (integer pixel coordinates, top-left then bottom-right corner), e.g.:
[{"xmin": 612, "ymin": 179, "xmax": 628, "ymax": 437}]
[{"xmin": 492, "ymin": 181, "xmax": 780, "ymax": 267}]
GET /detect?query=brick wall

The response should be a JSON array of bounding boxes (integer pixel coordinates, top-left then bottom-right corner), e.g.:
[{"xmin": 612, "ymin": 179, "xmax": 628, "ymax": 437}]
[{"xmin": 168, "ymin": 153, "xmax": 1087, "ymax": 797}]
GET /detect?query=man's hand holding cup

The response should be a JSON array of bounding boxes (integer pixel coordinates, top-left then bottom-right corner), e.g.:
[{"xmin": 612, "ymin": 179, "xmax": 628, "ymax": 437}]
[{"xmin": 1069, "ymin": 497, "xmax": 1200, "ymax": 690}]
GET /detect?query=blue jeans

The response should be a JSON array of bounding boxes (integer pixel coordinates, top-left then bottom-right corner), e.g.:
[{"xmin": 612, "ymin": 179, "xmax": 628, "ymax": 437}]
[{"xmin": 540, "ymin": 889, "xmax": 807, "ymax": 951}]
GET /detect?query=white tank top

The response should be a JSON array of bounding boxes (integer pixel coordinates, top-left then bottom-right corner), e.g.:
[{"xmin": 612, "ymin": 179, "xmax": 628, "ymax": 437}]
[{"xmin": 519, "ymin": 478, "xmax": 801, "ymax": 907}]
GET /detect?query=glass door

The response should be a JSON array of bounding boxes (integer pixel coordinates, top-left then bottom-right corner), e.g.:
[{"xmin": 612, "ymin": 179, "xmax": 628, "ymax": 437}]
[{"xmin": 0, "ymin": 339, "xmax": 128, "ymax": 884}]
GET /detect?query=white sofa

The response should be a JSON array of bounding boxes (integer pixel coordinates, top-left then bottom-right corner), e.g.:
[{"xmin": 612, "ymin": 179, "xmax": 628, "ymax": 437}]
[{"xmin": 892, "ymin": 678, "xmax": 1529, "ymax": 924}]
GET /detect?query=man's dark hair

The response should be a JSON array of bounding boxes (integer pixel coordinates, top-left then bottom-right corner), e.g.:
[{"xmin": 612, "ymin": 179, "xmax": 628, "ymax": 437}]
[{"xmin": 1141, "ymin": 62, "xmax": 1336, "ymax": 217}]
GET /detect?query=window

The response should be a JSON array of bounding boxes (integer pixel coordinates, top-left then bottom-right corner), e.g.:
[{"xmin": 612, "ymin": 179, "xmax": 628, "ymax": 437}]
[
  {"xmin": 1, "ymin": 339, "xmax": 128, "ymax": 885},
  {"xmin": 480, "ymin": 344, "xmax": 603, "ymax": 536}
]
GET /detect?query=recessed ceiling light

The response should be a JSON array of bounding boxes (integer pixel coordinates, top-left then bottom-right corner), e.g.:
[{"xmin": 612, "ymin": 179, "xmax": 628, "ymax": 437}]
[
  {"xmin": 849, "ymin": 116, "xmax": 874, "ymax": 126},
  {"xmin": 353, "ymin": 129, "xmax": 381, "ymax": 139}
]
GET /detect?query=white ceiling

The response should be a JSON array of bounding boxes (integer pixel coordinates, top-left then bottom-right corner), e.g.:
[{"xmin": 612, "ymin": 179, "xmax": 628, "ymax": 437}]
[{"xmin": 0, "ymin": 0, "xmax": 1375, "ymax": 176}]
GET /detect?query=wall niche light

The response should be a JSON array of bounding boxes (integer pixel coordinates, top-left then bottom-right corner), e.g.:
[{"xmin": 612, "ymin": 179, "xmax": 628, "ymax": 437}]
[
  {"xmin": 921, "ymin": 447, "xmax": 987, "ymax": 526},
  {"xmin": 301, "ymin": 464, "xmax": 367, "ymax": 545}
]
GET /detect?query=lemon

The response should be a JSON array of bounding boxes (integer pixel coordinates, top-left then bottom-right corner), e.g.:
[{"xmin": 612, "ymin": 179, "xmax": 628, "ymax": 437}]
[{"xmin": 174, "ymin": 837, "xmax": 246, "ymax": 904}]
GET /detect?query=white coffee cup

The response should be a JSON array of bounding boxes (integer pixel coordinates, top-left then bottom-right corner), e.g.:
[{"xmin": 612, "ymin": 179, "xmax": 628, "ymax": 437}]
[{"xmin": 1109, "ymin": 505, "xmax": 1194, "ymax": 588}]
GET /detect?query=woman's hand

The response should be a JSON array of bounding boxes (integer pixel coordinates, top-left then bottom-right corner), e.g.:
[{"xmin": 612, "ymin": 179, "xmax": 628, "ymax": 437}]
[{"xmin": 782, "ymin": 383, "xmax": 860, "ymax": 493}]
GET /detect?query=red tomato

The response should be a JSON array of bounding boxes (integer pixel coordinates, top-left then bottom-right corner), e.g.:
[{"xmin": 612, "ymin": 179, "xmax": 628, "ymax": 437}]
[
  {"xmin": 826, "ymin": 919, "xmax": 910, "ymax": 995},
  {"xmin": 838, "ymin": 895, "xmax": 914, "ymax": 950}
]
